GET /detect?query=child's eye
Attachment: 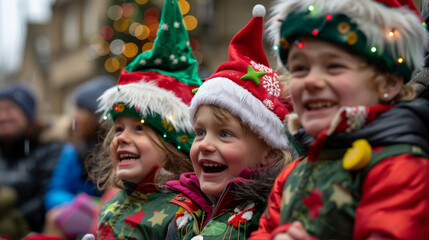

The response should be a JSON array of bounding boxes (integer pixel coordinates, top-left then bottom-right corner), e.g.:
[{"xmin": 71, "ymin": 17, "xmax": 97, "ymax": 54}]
[
  {"xmin": 289, "ymin": 65, "xmax": 307, "ymax": 72},
  {"xmin": 289, "ymin": 65, "xmax": 308, "ymax": 77},
  {"xmin": 136, "ymin": 124, "xmax": 144, "ymax": 131},
  {"xmin": 219, "ymin": 130, "xmax": 232, "ymax": 138},
  {"xmin": 327, "ymin": 63, "xmax": 345, "ymax": 69},
  {"xmin": 326, "ymin": 63, "xmax": 347, "ymax": 74},
  {"xmin": 115, "ymin": 126, "xmax": 124, "ymax": 133},
  {"xmin": 195, "ymin": 129, "xmax": 205, "ymax": 137}
]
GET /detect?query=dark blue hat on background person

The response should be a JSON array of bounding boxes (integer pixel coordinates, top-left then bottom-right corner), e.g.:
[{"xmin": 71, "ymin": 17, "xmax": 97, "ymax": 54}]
[
  {"xmin": 0, "ymin": 84, "xmax": 36, "ymax": 120},
  {"xmin": 74, "ymin": 75, "xmax": 116, "ymax": 115}
]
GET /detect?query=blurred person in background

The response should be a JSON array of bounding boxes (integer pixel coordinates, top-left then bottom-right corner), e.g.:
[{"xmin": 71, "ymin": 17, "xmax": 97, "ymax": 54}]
[
  {"xmin": 42, "ymin": 75, "xmax": 115, "ymax": 239},
  {"xmin": 0, "ymin": 84, "xmax": 64, "ymax": 235}
]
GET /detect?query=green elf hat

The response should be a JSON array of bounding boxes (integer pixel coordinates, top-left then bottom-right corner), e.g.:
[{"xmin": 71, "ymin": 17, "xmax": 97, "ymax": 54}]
[
  {"xmin": 98, "ymin": 0, "xmax": 202, "ymax": 155},
  {"xmin": 268, "ymin": 0, "xmax": 428, "ymax": 82}
]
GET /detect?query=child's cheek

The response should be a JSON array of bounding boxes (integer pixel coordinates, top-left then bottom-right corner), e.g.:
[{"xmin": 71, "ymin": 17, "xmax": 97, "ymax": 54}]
[{"xmin": 288, "ymin": 80, "xmax": 302, "ymax": 108}]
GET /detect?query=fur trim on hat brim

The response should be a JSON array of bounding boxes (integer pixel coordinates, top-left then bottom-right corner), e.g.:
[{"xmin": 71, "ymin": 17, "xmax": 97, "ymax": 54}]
[
  {"xmin": 189, "ymin": 77, "xmax": 289, "ymax": 149},
  {"xmin": 97, "ymin": 80, "xmax": 193, "ymax": 133},
  {"xmin": 268, "ymin": 0, "xmax": 428, "ymax": 73}
]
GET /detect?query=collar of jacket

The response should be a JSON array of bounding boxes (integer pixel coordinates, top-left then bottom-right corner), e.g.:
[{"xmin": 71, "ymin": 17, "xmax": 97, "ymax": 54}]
[{"xmin": 123, "ymin": 165, "xmax": 159, "ymax": 194}]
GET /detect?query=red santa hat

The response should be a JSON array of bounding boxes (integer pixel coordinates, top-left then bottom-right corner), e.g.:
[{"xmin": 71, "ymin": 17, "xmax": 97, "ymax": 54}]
[{"xmin": 189, "ymin": 5, "xmax": 291, "ymax": 149}]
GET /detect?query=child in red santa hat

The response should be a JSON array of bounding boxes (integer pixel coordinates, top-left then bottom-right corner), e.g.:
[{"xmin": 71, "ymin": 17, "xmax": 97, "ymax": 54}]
[{"xmin": 165, "ymin": 4, "xmax": 293, "ymax": 240}]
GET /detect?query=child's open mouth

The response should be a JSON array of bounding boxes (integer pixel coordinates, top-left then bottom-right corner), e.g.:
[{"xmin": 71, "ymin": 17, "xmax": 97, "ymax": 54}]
[
  {"xmin": 306, "ymin": 101, "xmax": 337, "ymax": 110},
  {"xmin": 201, "ymin": 162, "xmax": 227, "ymax": 173},
  {"xmin": 119, "ymin": 153, "xmax": 140, "ymax": 161}
]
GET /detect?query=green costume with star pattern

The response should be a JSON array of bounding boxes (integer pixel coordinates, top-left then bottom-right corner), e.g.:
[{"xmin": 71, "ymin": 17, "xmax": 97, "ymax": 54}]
[
  {"xmin": 251, "ymin": 102, "xmax": 429, "ymax": 239},
  {"xmin": 97, "ymin": 168, "xmax": 180, "ymax": 239},
  {"xmin": 177, "ymin": 204, "xmax": 263, "ymax": 240},
  {"xmin": 279, "ymin": 144, "xmax": 428, "ymax": 239}
]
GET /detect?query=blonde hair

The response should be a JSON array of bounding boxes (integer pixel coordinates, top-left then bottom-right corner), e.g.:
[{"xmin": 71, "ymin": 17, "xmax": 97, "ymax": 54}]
[
  {"xmin": 355, "ymin": 60, "xmax": 415, "ymax": 104},
  {"xmin": 86, "ymin": 120, "xmax": 193, "ymax": 191},
  {"xmin": 370, "ymin": 69, "xmax": 416, "ymax": 104},
  {"xmin": 278, "ymin": 74, "xmax": 292, "ymax": 103}
]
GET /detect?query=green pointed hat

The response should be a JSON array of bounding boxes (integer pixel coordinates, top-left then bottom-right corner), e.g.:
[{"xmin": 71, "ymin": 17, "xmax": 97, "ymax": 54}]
[
  {"xmin": 98, "ymin": 0, "xmax": 202, "ymax": 155},
  {"xmin": 119, "ymin": 0, "xmax": 201, "ymax": 88}
]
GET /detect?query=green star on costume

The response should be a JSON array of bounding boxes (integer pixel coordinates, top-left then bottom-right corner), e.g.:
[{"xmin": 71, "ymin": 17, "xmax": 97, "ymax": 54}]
[
  {"xmin": 240, "ymin": 65, "xmax": 266, "ymax": 85},
  {"xmin": 148, "ymin": 209, "xmax": 169, "ymax": 227},
  {"xmin": 103, "ymin": 201, "xmax": 120, "ymax": 216},
  {"xmin": 329, "ymin": 183, "xmax": 352, "ymax": 209},
  {"xmin": 281, "ymin": 184, "xmax": 293, "ymax": 207}
]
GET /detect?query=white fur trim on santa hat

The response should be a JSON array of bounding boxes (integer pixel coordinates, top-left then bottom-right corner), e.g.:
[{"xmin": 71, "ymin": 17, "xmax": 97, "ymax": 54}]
[
  {"xmin": 267, "ymin": 0, "xmax": 428, "ymax": 72},
  {"xmin": 189, "ymin": 77, "xmax": 288, "ymax": 149},
  {"xmin": 98, "ymin": 80, "xmax": 193, "ymax": 133}
]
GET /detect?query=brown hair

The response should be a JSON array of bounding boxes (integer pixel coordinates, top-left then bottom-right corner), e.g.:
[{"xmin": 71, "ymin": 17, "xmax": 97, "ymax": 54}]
[
  {"xmin": 369, "ymin": 69, "xmax": 416, "ymax": 104},
  {"xmin": 86, "ymin": 120, "xmax": 193, "ymax": 191},
  {"xmin": 278, "ymin": 74, "xmax": 292, "ymax": 104},
  {"xmin": 195, "ymin": 104, "xmax": 250, "ymax": 134}
]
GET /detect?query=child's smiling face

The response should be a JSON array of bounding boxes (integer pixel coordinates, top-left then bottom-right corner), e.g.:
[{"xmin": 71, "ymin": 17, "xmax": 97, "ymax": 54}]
[
  {"xmin": 110, "ymin": 115, "xmax": 165, "ymax": 184},
  {"xmin": 287, "ymin": 38, "xmax": 382, "ymax": 136},
  {"xmin": 190, "ymin": 105, "xmax": 271, "ymax": 197}
]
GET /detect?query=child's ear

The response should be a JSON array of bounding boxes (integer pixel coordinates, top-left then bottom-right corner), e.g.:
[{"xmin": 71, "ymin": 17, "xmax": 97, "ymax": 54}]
[
  {"xmin": 377, "ymin": 74, "xmax": 403, "ymax": 103},
  {"xmin": 264, "ymin": 148, "xmax": 281, "ymax": 165}
]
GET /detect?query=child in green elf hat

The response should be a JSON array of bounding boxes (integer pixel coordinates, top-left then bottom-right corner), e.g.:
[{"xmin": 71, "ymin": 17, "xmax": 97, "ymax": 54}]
[
  {"xmin": 165, "ymin": 5, "xmax": 293, "ymax": 240},
  {"xmin": 85, "ymin": 0, "xmax": 202, "ymax": 239},
  {"xmin": 251, "ymin": 0, "xmax": 429, "ymax": 239}
]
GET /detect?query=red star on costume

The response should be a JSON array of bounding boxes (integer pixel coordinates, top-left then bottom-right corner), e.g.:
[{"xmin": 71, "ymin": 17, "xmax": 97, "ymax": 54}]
[
  {"xmin": 98, "ymin": 222, "xmax": 115, "ymax": 239},
  {"xmin": 125, "ymin": 210, "xmax": 147, "ymax": 228},
  {"xmin": 303, "ymin": 188, "xmax": 324, "ymax": 218}
]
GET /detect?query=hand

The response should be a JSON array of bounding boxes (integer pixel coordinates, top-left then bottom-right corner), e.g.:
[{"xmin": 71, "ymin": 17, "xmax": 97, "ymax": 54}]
[{"xmin": 273, "ymin": 221, "xmax": 310, "ymax": 240}]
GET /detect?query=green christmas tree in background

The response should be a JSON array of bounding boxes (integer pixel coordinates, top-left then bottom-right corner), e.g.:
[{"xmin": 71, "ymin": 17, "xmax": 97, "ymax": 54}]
[{"xmin": 90, "ymin": 0, "xmax": 200, "ymax": 74}]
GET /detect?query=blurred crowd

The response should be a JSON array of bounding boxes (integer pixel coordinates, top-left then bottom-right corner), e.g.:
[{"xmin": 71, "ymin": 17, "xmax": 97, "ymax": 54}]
[{"xmin": 0, "ymin": 75, "xmax": 117, "ymax": 239}]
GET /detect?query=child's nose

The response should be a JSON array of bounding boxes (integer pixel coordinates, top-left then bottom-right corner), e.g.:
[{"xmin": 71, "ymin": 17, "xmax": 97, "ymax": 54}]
[
  {"xmin": 117, "ymin": 130, "xmax": 131, "ymax": 144},
  {"xmin": 304, "ymin": 69, "xmax": 326, "ymax": 90},
  {"xmin": 198, "ymin": 134, "xmax": 216, "ymax": 152}
]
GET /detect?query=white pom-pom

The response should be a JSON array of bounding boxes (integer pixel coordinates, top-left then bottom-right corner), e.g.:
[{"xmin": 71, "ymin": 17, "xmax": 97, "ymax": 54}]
[
  {"xmin": 252, "ymin": 4, "xmax": 266, "ymax": 17},
  {"xmin": 82, "ymin": 234, "xmax": 95, "ymax": 240}
]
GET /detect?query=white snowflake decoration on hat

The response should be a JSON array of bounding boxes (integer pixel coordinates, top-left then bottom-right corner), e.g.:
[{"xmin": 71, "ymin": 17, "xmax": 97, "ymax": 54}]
[
  {"xmin": 263, "ymin": 99, "xmax": 274, "ymax": 110},
  {"xmin": 250, "ymin": 60, "xmax": 273, "ymax": 73},
  {"xmin": 262, "ymin": 74, "xmax": 281, "ymax": 97}
]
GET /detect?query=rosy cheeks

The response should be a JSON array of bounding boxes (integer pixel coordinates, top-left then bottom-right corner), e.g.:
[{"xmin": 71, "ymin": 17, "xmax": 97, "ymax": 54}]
[{"xmin": 288, "ymin": 38, "xmax": 381, "ymax": 136}]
